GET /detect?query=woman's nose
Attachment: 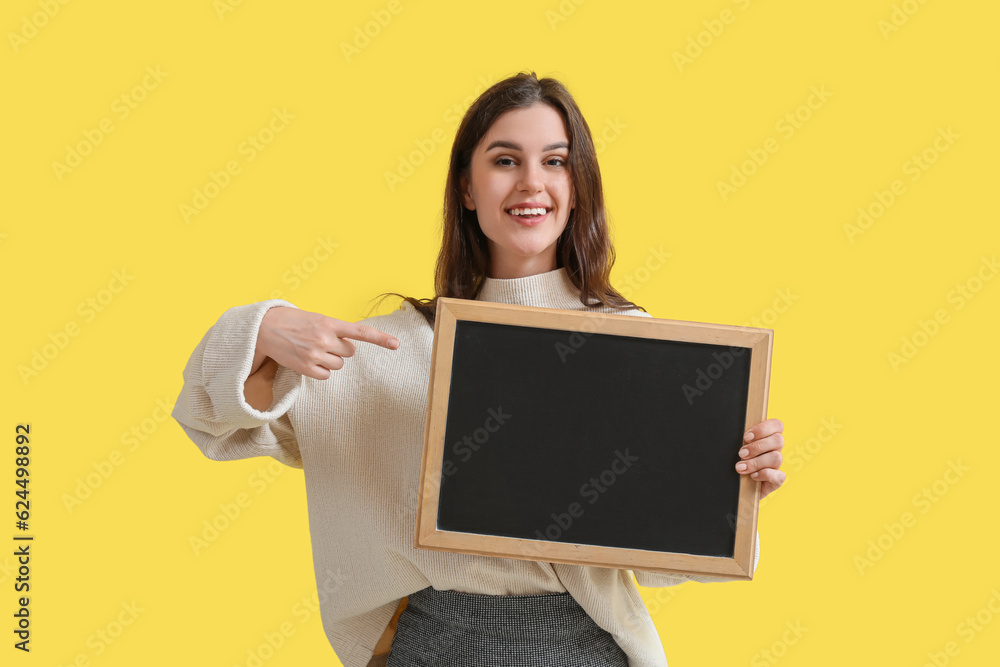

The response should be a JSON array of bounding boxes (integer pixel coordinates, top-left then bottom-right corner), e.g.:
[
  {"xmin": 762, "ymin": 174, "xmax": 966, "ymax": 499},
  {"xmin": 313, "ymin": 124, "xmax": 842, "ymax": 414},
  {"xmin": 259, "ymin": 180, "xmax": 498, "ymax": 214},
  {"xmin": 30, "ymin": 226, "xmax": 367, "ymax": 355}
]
[{"xmin": 517, "ymin": 162, "xmax": 544, "ymax": 192}]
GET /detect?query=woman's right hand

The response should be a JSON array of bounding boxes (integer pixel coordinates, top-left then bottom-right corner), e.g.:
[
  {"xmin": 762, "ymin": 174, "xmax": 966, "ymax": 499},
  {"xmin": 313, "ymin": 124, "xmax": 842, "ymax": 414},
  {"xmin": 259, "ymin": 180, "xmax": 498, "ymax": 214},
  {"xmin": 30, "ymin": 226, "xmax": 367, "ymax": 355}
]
[{"xmin": 253, "ymin": 306, "xmax": 401, "ymax": 380}]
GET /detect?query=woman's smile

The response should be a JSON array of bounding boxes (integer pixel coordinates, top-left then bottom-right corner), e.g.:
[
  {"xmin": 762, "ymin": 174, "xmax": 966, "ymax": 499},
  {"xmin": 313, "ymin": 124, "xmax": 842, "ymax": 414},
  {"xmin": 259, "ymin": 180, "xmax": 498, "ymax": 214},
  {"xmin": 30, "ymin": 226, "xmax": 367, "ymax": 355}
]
[{"xmin": 505, "ymin": 204, "xmax": 551, "ymax": 226}]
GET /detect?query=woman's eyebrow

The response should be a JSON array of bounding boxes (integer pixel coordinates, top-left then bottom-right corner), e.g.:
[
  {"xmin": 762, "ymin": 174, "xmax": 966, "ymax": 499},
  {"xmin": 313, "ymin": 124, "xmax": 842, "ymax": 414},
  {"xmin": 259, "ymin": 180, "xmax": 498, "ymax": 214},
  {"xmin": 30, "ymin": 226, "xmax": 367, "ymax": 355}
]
[{"xmin": 485, "ymin": 140, "xmax": 570, "ymax": 152}]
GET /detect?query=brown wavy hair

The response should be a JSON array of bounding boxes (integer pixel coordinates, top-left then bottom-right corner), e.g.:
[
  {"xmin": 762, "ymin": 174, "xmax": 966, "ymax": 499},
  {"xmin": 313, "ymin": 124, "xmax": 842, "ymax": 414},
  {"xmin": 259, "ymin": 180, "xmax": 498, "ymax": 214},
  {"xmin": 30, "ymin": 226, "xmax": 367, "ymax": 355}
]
[{"xmin": 372, "ymin": 70, "xmax": 644, "ymax": 327}]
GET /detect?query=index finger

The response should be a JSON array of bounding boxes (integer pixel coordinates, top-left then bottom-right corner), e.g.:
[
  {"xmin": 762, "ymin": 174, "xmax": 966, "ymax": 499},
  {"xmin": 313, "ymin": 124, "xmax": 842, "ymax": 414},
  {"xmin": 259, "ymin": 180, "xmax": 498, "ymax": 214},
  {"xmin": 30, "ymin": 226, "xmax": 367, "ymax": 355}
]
[
  {"xmin": 340, "ymin": 322, "xmax": 400, "ymax": 350},
  {"xmin": 743, "ymin": 418, "xmax": 783, "ymax": 444}
]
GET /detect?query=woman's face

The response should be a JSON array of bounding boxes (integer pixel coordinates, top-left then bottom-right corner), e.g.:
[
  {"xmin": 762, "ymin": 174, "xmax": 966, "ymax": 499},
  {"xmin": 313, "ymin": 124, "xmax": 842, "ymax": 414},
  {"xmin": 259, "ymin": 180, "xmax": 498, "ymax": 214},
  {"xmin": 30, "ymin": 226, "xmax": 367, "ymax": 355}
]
[{"xmin": 461, "ymin": 102, "xmax": 575, "ymax": 279}]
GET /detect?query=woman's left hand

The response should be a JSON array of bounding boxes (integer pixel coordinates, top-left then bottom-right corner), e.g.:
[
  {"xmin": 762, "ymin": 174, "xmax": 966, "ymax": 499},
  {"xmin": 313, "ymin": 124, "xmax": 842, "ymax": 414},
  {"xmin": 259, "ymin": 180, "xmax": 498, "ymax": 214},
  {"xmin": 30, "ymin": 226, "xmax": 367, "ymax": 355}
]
[{"xmin": 735, "ymin": 418, "xmax": 786, "ymax": 500}]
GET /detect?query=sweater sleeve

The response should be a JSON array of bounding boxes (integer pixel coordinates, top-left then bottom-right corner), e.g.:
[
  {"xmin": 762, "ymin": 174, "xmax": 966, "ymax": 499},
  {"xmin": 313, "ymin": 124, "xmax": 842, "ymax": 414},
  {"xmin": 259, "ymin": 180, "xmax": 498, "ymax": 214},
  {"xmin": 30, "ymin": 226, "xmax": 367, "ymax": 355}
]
[
  {"xmin": 171, "ymin": 299, "xmax": 304, "ymax": 468},
  {"xmin": 632, "ymin": 529, "xmax": 760, "ymax": 587}
]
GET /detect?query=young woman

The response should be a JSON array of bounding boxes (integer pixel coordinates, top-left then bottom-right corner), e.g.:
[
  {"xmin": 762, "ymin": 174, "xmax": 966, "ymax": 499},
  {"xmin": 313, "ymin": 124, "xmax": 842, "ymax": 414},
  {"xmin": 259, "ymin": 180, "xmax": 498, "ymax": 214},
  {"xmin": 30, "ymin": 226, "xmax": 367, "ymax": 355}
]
[{"xmin": 172, "ymin": 71, "xmax": 786, "ymax": 667}]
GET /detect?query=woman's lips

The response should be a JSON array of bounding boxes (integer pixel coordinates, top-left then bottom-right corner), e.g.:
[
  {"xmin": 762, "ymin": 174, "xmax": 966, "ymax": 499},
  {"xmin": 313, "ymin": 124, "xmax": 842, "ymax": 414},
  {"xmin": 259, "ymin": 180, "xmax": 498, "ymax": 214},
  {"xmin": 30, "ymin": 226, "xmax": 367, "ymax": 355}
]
[{"xmin": 506, "ymin": 209, "xmax": 549, "ymax": 226}]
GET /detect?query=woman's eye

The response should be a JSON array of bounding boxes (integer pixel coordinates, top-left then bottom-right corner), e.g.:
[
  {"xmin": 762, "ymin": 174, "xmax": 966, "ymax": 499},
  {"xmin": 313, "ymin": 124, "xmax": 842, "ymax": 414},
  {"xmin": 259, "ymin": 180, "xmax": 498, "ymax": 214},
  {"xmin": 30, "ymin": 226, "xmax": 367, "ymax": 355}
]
[{"xmin": 494, "ymin": 156, "xmax": 566, "ymax": 167}]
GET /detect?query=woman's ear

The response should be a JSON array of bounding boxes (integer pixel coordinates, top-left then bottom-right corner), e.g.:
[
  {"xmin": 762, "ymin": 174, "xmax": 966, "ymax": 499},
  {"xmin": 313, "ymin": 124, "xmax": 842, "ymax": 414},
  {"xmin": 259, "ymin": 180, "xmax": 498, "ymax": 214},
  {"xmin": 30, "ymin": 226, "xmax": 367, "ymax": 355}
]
[{"xmin": 459, "ymin": 173, "xmax": 476, "ymax": 210}]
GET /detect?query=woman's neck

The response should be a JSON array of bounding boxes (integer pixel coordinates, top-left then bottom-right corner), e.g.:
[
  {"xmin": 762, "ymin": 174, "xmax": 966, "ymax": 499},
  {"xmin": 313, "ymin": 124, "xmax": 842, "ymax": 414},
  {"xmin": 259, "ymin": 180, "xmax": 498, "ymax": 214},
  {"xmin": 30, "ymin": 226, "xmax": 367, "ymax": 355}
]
[{"xmin": 486, "ymin": 247, "xmax": 558, "ymax": 279}]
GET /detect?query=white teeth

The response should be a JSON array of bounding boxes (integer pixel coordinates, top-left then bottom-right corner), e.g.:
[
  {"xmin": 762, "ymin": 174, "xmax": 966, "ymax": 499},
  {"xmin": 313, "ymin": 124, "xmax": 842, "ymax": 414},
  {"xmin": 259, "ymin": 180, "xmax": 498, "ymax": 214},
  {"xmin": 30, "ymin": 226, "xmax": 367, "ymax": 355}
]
[{"xmin": 508, "ymin": 207, "xmax": 548, "ymax": 216}]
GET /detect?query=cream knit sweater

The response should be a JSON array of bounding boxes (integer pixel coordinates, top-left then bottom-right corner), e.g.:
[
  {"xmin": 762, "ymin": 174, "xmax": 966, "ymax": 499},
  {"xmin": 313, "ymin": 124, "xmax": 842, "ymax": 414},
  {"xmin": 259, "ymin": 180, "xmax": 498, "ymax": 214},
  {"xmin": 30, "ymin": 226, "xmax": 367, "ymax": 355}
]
[{"xmin": 171, "ymin": 267, "xmax": 759, "ymax": 667}]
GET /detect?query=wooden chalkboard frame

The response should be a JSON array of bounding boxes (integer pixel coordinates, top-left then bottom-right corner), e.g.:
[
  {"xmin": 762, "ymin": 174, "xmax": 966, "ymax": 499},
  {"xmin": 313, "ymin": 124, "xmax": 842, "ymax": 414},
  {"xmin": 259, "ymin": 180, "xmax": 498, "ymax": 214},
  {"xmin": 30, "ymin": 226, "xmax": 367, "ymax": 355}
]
[{"xmin": 414, "ymin": 297, "xmax": 772, "ymax": 580}]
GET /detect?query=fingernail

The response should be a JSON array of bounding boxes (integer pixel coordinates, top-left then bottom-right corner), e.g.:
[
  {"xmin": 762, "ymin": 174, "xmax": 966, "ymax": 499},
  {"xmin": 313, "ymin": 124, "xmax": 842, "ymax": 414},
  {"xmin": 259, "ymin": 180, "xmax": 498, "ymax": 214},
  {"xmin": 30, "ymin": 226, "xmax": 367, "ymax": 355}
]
[
  {"xmin": 739, "ymin": 448, "xmax": 749, "ymax": 458},
  {"xmin": 752, "ymin": 472, "xmax": 759, "ymax": 479},
  {"xmin": 736, "ymin": 462, "xmax": 747, "ymax": 472},
  {"xmin": 744, "ymin": 432, "xmax": 755, "ymax": 442},
  {"xmin": 389, "ymin": 338, "xmax": 400, "ymax": 348}
]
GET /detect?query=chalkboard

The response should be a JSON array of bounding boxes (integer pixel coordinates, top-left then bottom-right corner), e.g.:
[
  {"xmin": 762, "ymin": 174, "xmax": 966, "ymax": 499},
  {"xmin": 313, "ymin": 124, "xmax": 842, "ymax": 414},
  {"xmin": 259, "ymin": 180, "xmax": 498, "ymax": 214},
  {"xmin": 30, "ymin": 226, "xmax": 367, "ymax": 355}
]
[{"xmin": 414, "ymin": 298, "xmax": 772, "ymax": 579}]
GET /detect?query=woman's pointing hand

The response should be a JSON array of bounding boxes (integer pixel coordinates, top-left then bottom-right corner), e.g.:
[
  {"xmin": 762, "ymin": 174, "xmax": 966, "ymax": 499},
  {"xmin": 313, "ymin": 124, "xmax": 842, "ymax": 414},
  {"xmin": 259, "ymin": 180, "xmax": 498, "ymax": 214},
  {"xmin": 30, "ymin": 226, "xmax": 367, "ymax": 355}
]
[{"xmin": 254, "ymin": 306, "xmax": 401, "ymax": 381}]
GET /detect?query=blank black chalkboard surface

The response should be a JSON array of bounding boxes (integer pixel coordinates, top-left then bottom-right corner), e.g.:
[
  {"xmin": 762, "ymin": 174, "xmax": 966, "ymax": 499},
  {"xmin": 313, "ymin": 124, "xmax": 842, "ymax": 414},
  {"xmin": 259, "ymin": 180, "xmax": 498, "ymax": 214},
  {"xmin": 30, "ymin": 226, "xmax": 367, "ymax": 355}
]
[{"xmin": 414, "ymin": 297, "xmax": 773, "ymax": 580}]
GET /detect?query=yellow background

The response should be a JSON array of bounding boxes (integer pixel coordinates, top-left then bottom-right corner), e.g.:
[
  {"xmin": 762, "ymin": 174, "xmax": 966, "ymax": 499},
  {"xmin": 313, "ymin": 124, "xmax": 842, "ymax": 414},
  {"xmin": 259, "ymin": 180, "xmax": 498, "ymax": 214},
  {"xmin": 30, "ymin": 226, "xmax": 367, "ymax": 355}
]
[{"xmin": 3, "ymin": 0, "xmax": 998, "ymax": 665}]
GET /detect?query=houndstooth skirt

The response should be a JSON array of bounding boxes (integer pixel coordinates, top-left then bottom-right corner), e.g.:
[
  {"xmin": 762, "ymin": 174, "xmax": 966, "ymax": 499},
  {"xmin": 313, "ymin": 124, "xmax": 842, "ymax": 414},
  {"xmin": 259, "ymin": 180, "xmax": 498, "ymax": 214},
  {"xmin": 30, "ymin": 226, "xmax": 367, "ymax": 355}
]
[{"xmin": 385, "ymin": 586, "xmax": 630, "ymax": 667}]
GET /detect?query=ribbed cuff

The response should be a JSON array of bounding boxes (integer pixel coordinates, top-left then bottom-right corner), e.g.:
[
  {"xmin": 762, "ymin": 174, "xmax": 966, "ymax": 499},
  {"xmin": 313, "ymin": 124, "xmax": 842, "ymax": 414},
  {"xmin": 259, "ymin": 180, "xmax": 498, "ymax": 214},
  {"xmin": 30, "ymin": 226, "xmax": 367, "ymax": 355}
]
[{"xmin": 202, "ymin": 299, "xmax": 302, "ymax": 428}]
